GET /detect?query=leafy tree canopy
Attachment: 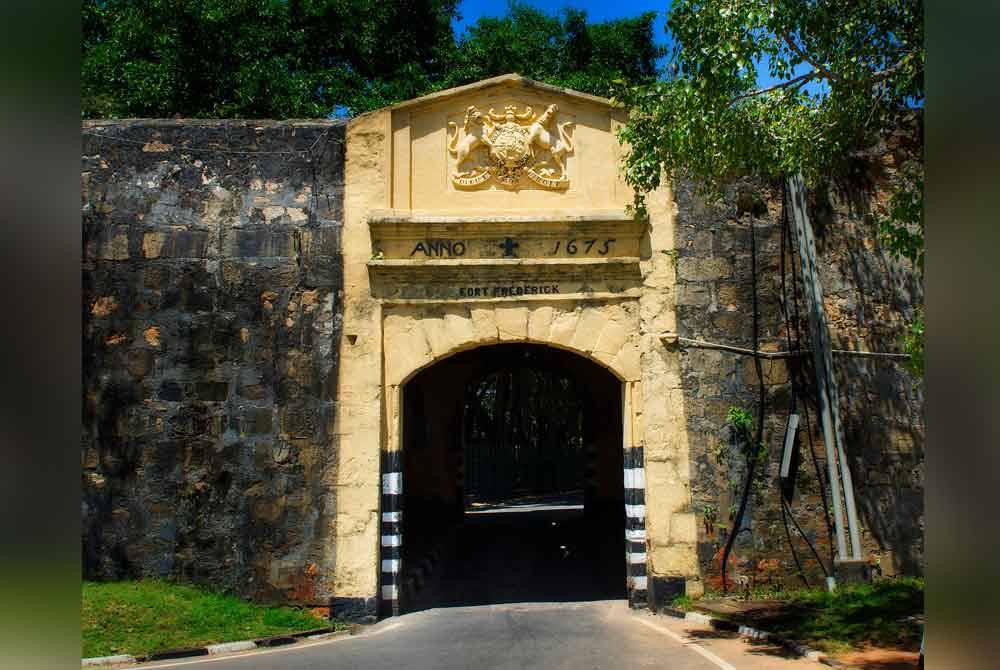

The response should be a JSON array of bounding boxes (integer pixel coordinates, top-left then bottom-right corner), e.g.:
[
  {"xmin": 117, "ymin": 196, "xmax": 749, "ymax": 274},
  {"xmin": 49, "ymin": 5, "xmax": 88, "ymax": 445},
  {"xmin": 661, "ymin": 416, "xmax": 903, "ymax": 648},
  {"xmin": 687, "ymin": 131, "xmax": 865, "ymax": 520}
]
[
  {"xmin": 613, "ymin": 0, "xmax": 923, "ymax": 216},
  {"xmin": 440, "ymin": 4, "xmax": 663, "ymax": 100},
  {"xmin": 82, "ymin": 0, "xmax": 664, "ymax": 119},
  {"xmin": 611, "ymin": 0, "xmax": 924, "ymax": 373}
]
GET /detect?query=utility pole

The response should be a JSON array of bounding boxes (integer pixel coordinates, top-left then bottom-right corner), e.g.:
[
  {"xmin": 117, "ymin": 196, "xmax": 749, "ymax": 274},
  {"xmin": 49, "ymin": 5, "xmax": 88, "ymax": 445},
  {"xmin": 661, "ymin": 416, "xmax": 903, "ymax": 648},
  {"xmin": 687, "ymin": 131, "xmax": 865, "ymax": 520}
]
[{"xmin": 786, "ymin": 173, "xmax": 864, "ymax": 581}]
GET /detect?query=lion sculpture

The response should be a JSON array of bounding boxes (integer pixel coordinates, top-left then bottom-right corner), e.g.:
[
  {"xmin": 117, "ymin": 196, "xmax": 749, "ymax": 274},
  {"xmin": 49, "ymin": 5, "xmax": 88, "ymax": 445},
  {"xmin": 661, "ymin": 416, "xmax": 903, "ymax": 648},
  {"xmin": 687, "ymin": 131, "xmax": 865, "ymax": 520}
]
[
  {"xmin": 447, "ymin": 106, "xmax": 494, "ymax": 177},
  {"xmin": 526, "ymin": 104, "xmax": 574, "ymax": 179}
]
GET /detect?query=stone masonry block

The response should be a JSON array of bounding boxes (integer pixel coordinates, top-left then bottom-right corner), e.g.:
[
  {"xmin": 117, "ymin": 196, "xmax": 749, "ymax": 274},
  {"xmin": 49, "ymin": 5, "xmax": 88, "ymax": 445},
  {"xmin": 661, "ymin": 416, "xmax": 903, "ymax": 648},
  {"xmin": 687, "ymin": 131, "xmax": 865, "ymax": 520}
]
[
  {"xmin": 469, "ymin": 306, "xmax": 500, "ymax": 344},
  {"xmin": 677, "ymin": 257, "xmax": 732, "ymax": 281},
  {"xmin": 570, "ymin": 308, "xmax": 608, "ymax": 353},
  {"xmin": 546, "ymin": 308, "xmax": 579, "ymax": 348},
  {"xmin": 527, "ymin": 304, "xmax": 555, "ymax": 341},
  {"xmin": 495, "ymin": 306, "xmax": 529, "ymax": 341}
]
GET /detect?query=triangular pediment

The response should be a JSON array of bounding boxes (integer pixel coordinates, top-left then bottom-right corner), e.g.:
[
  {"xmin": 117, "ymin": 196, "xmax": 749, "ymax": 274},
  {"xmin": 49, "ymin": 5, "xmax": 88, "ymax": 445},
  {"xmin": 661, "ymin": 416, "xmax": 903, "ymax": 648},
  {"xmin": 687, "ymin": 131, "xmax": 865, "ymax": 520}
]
[
  {"xmin": 382, "ymin": 73, "xmax": 615, "ymax": 114},
  {"xmin": 379, "ymin": 74, "xmax": 630, "ymax": 212}
]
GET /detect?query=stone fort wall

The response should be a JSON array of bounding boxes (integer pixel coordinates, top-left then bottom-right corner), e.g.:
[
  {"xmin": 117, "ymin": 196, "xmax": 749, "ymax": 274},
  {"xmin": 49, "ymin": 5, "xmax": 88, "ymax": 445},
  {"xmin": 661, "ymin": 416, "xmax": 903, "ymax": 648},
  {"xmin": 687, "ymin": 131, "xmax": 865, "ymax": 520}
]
[
  {"xmin": 81, "ymin": 110, "xmax": 923, "ymax": 613},
  {"xmin": 673, "ymin": 161, "xmax": 924, "ymax": 588},
  {"xmin": 82, "ymin": 120, "xmax": 348, "ymax": 608}
]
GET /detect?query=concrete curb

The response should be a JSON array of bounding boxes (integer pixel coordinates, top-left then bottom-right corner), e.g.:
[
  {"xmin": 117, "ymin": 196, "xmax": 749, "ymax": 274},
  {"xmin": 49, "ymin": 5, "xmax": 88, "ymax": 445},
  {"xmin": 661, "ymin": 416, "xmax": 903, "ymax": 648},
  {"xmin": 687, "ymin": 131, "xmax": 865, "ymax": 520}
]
[
  {"xmin": 206, "ymin": 641, "xmax": 257, "ymax": 655},
  {"xmin": 667, "ymin": 609, "xmax": 844, "ymax": 667},
  {"xmin": 81, "ymin": 627, "xmax": 350, "ymax": 666},
  {"xmin": 82, "ymin": 655, "xmax": 137, "ymax": 667}
]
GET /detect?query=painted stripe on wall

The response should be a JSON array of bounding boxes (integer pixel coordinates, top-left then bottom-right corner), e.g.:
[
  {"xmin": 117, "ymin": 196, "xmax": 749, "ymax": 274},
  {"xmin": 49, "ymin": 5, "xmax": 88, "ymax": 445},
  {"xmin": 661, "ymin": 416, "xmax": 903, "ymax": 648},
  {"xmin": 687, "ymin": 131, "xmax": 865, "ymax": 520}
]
[
  {"xmin": 623, "ymin": 467, "xmax": 646, "ymax": 489},
  {"xmin": 382, "ymin": 472, "xmax": 402, "ymax": 495},
  {"xmin": 380, "ymin": 452, "xmax": 403, "ymax": 616},
  {"xmin": 625, "ymin": 504, "xmax": 646, "ymax": 519},
  {"xmin": 623, "ymin": 445, "xmax": 647, "ymax": 609},
  {"xmin": 625, "ymin": 489, "xmax": 646, "ymax": 506}
]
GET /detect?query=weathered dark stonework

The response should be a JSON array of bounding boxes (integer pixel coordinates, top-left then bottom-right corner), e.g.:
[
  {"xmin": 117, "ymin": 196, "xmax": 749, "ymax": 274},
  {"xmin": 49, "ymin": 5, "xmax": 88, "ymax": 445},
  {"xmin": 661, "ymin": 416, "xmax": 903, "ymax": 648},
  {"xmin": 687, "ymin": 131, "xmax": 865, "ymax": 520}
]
[
  {"xmin": 672, "ymin": 132, "xmax": 924, "ymax": 589},
  {"xmin": 80, "ymin": 111, "xmax": 923, "ymax": 611},
  {"xmin": 82, "ymin": 120, "xmax": 345, "ymax": 606}
]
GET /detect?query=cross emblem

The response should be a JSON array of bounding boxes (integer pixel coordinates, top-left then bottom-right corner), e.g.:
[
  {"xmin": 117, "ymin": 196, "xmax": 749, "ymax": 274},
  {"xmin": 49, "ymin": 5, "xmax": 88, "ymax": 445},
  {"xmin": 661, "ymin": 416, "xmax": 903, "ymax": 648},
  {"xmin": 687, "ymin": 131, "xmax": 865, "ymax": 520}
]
[{"xmin": 499, "ymin": 237, "xmax": 519, "ymax": 258}]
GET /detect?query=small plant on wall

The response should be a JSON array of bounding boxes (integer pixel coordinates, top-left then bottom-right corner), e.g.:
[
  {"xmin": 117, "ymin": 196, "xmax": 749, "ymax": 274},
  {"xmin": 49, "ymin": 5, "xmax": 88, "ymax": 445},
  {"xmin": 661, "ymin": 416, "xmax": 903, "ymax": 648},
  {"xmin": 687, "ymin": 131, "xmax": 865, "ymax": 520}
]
[{"xmin": 701, "ymin": 504, "xmax": 718, "ymax": 535}]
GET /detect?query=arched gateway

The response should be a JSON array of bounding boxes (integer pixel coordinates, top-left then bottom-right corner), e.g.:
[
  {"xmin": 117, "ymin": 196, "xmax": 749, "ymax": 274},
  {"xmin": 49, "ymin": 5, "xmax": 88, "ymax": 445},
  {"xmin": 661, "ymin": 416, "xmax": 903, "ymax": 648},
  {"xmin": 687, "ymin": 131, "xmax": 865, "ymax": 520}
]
[
  {"xmin": 83, "ymin": 72, "xmax": 924, "ymax": 626},
  {"xmin": 332, "ymin": 74, "xmax": 699, "ymax": 619}
]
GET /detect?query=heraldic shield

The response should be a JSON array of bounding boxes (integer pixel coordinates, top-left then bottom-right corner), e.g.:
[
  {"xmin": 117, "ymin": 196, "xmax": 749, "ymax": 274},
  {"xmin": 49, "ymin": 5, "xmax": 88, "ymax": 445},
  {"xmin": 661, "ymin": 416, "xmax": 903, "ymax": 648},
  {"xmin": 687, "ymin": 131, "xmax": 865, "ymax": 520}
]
[{"xmin": 447, "ymin": 103, "xmax": 575, "ymax": 190}]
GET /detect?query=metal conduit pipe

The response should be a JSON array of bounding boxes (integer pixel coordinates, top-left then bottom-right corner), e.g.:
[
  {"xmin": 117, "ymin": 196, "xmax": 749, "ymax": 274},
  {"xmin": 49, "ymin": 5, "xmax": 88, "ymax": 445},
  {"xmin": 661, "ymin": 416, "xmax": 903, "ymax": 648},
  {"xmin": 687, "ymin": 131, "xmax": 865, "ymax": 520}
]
[{"xmin": 659, "ymin": 332, "xmax": 911, "ymax": 361}]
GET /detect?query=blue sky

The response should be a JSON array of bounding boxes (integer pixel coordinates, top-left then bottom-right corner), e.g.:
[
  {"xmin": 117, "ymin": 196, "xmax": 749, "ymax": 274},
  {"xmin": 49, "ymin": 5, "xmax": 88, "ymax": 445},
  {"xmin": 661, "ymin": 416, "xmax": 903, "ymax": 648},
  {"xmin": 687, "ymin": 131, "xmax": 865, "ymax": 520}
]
[
  {"xmin": 453, "ymin": 0, "xmax": 824, "ymax": 96},
  {"xmin": 453, "ymin": 0, "xmax": 672, "ymax": 49}
]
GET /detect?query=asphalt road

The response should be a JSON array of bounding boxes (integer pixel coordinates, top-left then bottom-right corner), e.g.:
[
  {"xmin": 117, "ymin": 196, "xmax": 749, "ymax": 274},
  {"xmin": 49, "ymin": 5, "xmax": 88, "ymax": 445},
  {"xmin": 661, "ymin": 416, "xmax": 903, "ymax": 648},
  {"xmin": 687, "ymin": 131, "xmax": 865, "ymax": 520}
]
[{"xmin": 131, "ymin": 600, "xmax": 828, "ymax": 670}]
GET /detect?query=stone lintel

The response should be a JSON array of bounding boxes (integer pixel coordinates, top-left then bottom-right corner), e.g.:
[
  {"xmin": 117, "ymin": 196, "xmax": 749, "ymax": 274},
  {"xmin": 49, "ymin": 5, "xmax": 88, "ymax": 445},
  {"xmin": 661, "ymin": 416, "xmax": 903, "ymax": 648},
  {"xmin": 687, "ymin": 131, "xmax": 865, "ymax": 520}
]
[
  {"xmin": 368, "ymin": 209, "xmax": 635, "ymax": 226},
  {"xmin": 379, "ymin": 289, "xmax": 642, "ymax": 305},
  {"xmin": 368, "ymin": 257, "xmax": 640, "ymax": 268}
]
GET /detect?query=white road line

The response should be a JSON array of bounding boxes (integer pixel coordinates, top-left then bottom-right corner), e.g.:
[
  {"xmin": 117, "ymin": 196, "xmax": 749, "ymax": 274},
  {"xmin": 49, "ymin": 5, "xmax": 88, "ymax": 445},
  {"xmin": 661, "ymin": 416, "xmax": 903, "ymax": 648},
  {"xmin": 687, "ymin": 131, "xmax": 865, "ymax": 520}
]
[
  {"xmin": 634, "ymin": 616, "xmax": 737, "ymax": 670},
  {"xmin": 123, "ymin": 624, "xmax": 404, "ymax": 670}
]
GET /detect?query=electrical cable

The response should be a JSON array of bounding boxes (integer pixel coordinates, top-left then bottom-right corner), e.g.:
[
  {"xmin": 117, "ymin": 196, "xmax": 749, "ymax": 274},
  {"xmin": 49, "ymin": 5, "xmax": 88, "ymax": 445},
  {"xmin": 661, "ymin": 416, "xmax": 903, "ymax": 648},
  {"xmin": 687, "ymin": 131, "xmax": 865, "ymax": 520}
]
[
  {"xmin": 778, "ymin": 189, "xmax": 811, "ymax": 587},
  {"xmin": 782, "ymin": 495, "xmax": 830, "ymax": 579},
  {"xmin": 780, "ymin": 493, "xmax": 811, "ymax": 587},
  {"xmin": 721, "ymin": 213, "xmax": 766, "ymax": 593}
]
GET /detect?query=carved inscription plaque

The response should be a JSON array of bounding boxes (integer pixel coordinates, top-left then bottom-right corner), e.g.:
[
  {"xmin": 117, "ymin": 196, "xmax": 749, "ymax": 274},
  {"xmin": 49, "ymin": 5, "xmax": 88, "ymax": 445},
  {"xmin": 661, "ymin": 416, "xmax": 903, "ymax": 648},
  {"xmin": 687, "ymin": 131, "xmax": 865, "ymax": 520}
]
[{"xmin": 368, "ymin": 214, "xmax": 643, "ymax": 303}]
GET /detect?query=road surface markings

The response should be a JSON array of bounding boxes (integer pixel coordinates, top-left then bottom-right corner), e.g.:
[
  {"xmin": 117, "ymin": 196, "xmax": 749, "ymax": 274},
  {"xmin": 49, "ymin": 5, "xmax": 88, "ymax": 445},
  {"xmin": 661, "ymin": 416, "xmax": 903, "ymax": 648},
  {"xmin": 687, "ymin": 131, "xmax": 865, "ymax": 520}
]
[
  {"xmin": 124, "ymin": 623, "xmax": 405, "ymax": 670},
  {"xmin": 634, "ymin": 615, "xmax": 737, "ymax": 670}
]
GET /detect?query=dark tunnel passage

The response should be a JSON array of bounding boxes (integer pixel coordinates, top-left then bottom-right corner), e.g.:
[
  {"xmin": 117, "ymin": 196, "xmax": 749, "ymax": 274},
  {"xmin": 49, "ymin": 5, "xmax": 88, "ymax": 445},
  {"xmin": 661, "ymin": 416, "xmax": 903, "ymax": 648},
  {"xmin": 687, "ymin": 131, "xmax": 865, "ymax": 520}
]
[{"xmin": 396, "ymin": 343, "xmax": 626, "ymax": 614}]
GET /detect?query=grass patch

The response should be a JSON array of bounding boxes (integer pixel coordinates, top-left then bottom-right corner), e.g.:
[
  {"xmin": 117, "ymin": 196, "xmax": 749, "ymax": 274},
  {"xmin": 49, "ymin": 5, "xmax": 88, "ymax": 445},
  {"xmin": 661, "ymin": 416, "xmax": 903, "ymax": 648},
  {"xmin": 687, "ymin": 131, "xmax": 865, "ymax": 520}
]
[
  {"xmin": 670, "ymin": 594, "xmax": 694, "ymax": 611},
  {"xmin": 82, "ymin": 580, "xmax": 339, "ymax": 659},
  {"xmin": 714, "ymin": 577, "xmax": 924, "ymax": 654}
]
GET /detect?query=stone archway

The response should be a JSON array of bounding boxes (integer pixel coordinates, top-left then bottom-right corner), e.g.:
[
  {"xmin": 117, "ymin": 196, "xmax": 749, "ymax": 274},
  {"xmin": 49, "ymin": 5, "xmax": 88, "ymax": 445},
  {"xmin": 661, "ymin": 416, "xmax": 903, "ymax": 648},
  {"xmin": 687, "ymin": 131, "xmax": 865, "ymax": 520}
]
[{"xmin": 378, "ymin": 301, "xmax": 647, "ymax": 616}]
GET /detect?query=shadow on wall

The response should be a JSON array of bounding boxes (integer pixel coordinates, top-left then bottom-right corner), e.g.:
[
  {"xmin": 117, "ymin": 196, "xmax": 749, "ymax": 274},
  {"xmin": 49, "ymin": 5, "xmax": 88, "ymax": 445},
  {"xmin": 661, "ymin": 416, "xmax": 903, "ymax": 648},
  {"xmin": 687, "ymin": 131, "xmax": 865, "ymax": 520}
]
[
  {"xmin": 813, "ymin": 179, "xmax": 924, "ymax": 577},
  {"xmin": 81, "ymin": 120, "xmax": 347, "ymax": 606},
  {"xmin": 671, "ymin": 169, "xmax": 923, "ymax": 587}
]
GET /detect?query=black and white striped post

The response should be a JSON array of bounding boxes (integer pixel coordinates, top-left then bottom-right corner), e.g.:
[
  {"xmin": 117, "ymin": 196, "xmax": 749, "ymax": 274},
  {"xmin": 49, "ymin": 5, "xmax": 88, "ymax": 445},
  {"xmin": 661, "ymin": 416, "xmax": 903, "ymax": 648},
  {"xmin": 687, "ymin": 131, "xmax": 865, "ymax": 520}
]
[
  {"xmin": 380, "ymin": 450, "xmax": 403, "ymax": 617},
  {"xmin": 624, "ymin": 445, "xmax": 647, "ymax": 607}
]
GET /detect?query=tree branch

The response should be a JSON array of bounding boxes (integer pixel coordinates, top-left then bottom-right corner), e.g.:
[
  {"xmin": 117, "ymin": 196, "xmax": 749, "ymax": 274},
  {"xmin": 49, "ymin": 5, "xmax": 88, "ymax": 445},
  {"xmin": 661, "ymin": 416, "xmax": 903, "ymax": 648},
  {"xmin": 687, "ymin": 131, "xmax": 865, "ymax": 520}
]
[
  {"xmin": 730, "ymin": 70, "xmax": 817, "ymax": 104},
  {"xmin": 782, "ymin": 28, "xmax": 920, "ymax": 88},
  {"xmin": 860, "ymin": 50, "xmax": 920, "ymax": 85},
  {"xmin": 781, "ymin": 31, "xmax": 841, "ymax": 82}
]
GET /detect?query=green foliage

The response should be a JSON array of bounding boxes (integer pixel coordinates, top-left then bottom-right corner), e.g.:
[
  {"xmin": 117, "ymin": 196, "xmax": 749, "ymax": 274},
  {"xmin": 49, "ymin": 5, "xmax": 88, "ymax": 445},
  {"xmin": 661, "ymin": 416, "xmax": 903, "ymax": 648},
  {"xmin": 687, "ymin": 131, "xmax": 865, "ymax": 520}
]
[
  {"xmin": 874, "ymin": 172, "xmax": 924, "ymax": 272},
  {"xmin": 725, "ymin": 405, "xmax": 772, "ymax": 507},
  {"xmin": 442, "ymin": 4, "xmax": 663, "ymax": 99},
  {"xmin": 82, "ymin": 580, "xmax": 335, "ymax": 658},
  {"xmin": 701, "ymin": 577, "xmax": 923, "ymax": 653},
  {"xmin": 727, "ymin": 406, "xmax": 755, "ymax": 436},
  {"xmin": 775, "ymin": 577, "xmax": 924, "ymax": 653},
  {"xmin": 871, "ymin": 165, "xmax": 923, "ymax": 378},
  {"xmin": 613, "ymin": 0, "xmax": 924, "ymax": 217},
  {"xmin": 82, "ymin": 1, "xmax": 664, "ymax": 118},
  {"xmin": 903, "ymin": 308, "xmax": 924, "ymax": 376},
  {"xmin": 701, "ymin": 503, "xmax": 718, "ymax": 533},
  {"xmin": 82, "ymin": 0, "xmax": 460, "ymax": 118},
  {"xmin": 613, "ymin": 1, "xmax": 925, "ymax": 375},
  {"xmin": 727, "ymin": 406, "xmax": 767, "ymax": 460},
  {"xmin": 670, "ymin": 594, "xmax": 694, "ymax": 610}
]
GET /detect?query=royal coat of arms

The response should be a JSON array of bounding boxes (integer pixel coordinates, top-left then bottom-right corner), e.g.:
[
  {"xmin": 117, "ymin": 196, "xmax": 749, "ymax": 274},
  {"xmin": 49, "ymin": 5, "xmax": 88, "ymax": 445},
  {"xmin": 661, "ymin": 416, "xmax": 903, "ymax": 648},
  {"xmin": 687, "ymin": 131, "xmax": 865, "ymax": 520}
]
[{"xmin": 447, "ymin": 103, "xmax": 575, "ymax": 190}]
